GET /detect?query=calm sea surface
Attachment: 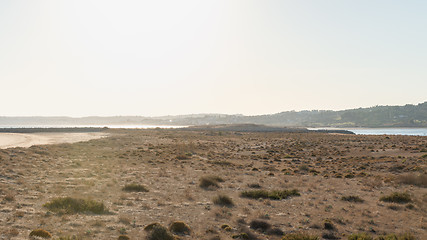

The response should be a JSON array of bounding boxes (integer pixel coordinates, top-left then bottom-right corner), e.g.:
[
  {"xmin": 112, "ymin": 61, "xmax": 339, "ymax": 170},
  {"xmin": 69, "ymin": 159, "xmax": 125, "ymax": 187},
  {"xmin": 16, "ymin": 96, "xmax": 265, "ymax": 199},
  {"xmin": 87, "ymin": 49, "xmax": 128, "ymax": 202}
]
[
  {"xmin": 345, "ymin": 128, "xmax": 427, "ymax": 136},
  {"xmin": 1, "ymin": 125, "xmax": 426, "ymax": 136},
  {"xmin": 0, "ymin": 125, "xmax": 187, "ymax": 129},
  {"xmin": 309, "ymin": 128, "xmax": 427, "ymax": 136}
]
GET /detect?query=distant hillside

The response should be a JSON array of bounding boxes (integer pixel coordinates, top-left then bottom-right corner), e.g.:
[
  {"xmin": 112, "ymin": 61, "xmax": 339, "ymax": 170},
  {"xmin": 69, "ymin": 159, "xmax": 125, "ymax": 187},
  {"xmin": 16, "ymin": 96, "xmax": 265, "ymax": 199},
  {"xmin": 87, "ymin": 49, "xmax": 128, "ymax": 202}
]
[
  {"xmin": 0, "ymin": 102, "xmax": 426, "ymax": 128},
  {"xmin": 165, "ymin": 102, "xmax": 427, "ymax": 127}
]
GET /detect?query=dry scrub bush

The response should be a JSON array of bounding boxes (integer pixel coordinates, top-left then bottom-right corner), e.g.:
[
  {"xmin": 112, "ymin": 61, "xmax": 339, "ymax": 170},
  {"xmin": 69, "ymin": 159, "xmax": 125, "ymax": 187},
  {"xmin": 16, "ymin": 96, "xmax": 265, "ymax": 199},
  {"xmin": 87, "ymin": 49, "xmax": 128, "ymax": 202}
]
[
  {"xmin": 241, "ymin": 189, "xmax": 300, "ymax": 200},
  {"xmin": 146, "ymin": 224, "xmax": 175, "ymax": 240},
  {"xmin": 169, "ymin": 221, "xmax": 191, "ymax": 235},
  {"xmin": 380, "ymin": 192, "xmax": 412, "ymax": 204},
  {"xmin": 348, "ymin": 232, "xmax": 415, "ymax": 240},
  {"xmin": 144, "ymin": 223, "xmax": 162, "ymax": 232},
  {"xmin": 43, "ymin": 197, "xmax": 108, "ymax": 214},
  {"xmin": 341, "ymin": 195, "xmax": 364, "ymax": 203},
  {"xmin": 57, "ymin": 236, "xmax": 83, "ymax": 240},
  {"xmin": 200, "ymin": 175, "xmax": 224, "ymax": 189},
  {"xmin": 29, "ymin": 229, "xmax": 52, "ymax": 239},
  {"xmin": 122, "ymin": 184, "xmax": 149, "ymax": 192},
  {"xmin": 249, "ymin": 220, "xmax": 271, "ymax": 232},
  {"xmin": 213, "ymin": 194, "xmax": 234, "ymax": 207}
]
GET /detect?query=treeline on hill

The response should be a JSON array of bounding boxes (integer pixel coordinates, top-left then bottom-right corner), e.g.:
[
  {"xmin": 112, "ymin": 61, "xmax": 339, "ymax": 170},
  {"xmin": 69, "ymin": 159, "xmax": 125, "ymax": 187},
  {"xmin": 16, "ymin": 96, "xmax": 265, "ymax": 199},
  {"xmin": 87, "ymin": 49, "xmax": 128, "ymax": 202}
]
[
  {"xmin": 169, "ymin": 102, "xmax": 427, "ymax": 127},
  {"xmin": 0, "ymin": 102, "xmax": 426, "ymax": 128}
]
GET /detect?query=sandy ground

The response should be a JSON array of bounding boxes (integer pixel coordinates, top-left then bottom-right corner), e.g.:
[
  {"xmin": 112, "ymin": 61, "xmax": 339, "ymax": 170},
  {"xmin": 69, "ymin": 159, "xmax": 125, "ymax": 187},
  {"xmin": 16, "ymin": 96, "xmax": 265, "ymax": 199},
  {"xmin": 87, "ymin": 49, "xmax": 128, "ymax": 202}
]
[
  {"xmin": 0, "ymin": 129, "xmax": 425, "ymax": 240},
  {"xmin": 0, "ymin": 132, "xmax": 109, "ymax": 149}
]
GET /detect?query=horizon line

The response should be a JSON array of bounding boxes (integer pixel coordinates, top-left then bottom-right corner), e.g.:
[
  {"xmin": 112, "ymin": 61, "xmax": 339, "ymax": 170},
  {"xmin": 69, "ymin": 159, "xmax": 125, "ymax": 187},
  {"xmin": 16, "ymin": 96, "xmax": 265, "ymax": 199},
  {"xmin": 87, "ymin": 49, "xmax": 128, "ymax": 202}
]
[{"xmin": 0, "ymin": 101, "xmax": 425, "ymax": 118}]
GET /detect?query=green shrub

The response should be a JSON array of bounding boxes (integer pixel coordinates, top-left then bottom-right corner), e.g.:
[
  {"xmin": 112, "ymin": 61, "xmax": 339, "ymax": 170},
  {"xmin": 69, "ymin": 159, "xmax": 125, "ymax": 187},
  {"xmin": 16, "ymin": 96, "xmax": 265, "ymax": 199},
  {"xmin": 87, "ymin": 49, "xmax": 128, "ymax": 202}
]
[
  {"xmin": 376, "ymin": 233, "xmax": 415, "ymax": 240},
  {"xmin": 43, "ymin": 197, "xmax": 108, "ymax": 214},
  {"xmin": 380, "ymin": 192, "xmax": 412, "ymax": 204},
  {"xmin": 348, "ymin": 233, "xmax": 373, "ymax": 240},
  {"xmin": 29, "ymin": 229, "xmax": 52, "ymax": 239},
  {"xmin": 241, "ymin": 189, "xmax": 300, "ymax": 200},
  {"xmin": 118, "ymin": 236, "xmax": 130, "ymax": 240},
  {"xmin": 122, "ymin": 184, "xmax": 149, "ymax": 192},
  {"xmin": 281, "ymin": 233, "xmax": 319, "ymax": 240},
  {"xmin": 213, "ymin": 194, "xmax": 234, "ymax": 207},
  {"xmin": 341, "ymin": 195, "xmax": 364, "ymax": 203}
]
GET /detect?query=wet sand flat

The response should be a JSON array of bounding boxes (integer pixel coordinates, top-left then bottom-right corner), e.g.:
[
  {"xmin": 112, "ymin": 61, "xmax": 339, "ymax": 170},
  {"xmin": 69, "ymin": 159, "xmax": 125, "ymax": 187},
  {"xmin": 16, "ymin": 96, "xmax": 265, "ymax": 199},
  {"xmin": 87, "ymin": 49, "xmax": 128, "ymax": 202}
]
[{"xmin": 0, "ymin": 132, "xmax": 108, "ymax": 149}]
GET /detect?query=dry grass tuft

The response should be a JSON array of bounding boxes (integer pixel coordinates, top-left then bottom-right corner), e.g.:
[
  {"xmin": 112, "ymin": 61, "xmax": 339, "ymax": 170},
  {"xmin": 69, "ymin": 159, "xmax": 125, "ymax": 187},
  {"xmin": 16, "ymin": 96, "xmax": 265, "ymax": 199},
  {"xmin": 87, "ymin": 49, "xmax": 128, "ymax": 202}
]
[
  {"xmin": 29, "ymin": 229, "xmax": 52, "ymax": 239},
  {"xmin": 396, "ymin": 173, "xmax": 427, "ymax": 187}
]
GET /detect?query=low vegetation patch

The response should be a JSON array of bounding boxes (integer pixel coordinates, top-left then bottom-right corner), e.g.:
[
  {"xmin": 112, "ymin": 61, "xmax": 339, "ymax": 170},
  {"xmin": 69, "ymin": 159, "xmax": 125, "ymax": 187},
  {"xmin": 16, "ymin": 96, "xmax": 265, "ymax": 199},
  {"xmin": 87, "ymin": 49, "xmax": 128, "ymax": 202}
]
[
  {"xmin": 376, "ymin": 233, "xmax": 415, "ymax": 240},
  {"xmin": 43, "ymin": 197, "xmax": 108, "ymax": 214},
  {"xmin": 380, "ymin": 192, "xmax": 412, "ymax": 204},
  {"xmin": 396, "ymin": 173, "xmax": 427, "ymax": 187},
  {"xmin": 348, "ymin": 232, "xmax": 415, "ymax": 240},
  {"xmin": 348, "ymin": 233, "xmax": 373, "ymax": 240},
  {"xmin": 213, "ymin": 194, "xmax": 234, "ymax": 207},
  {"xmin": 341, "ymin": 195, "xmax": 364, "ymax": 203},
  {"xmin": 118, "ymin": 236, "xmax": 130, "ymax": 240},
  {"xmin": 241, "ymin": 189, "xmax": 300, "ymax": 200},
  {"xmin": 211, "ymin": 160, "xmax": 234, "ymax": 166},
  {"xmin": 29, "ymin": 229, "xmax": 52, "ymax": 239},
  {"xmin": 57, "ymin": 236, "xmax": 83, "ymax": 240},
  {"xmin": 281, "ymin": 233, "xmax": 319, "ymax": 240},
  {"xmin": 122, "ymin": 183, "xmax": 149, "ymax": 192}
]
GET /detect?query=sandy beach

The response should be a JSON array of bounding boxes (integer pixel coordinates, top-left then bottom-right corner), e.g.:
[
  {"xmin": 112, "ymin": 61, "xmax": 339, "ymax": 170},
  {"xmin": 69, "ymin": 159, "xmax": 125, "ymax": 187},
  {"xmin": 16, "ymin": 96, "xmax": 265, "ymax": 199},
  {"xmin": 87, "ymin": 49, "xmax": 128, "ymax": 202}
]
[{"xmin": 0, "ymin": 132, "xmax": 108, "ymax": 149}]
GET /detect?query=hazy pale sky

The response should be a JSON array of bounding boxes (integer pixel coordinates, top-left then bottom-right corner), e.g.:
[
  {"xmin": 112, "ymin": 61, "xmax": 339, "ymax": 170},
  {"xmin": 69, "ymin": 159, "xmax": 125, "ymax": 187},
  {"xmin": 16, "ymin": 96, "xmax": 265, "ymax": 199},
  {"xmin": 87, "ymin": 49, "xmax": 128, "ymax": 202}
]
[{"xmin": 0, "ymin": 0, "xmax": 426, "ymax": 117}]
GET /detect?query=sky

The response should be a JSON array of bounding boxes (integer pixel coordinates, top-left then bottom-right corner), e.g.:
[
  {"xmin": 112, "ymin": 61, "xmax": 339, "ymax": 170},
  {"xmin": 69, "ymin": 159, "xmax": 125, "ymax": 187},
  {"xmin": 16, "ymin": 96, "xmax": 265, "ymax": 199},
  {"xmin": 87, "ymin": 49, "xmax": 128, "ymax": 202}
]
[{"xmin": 0, "ymin": 0, "xmax": 426, "ymax": 117}]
